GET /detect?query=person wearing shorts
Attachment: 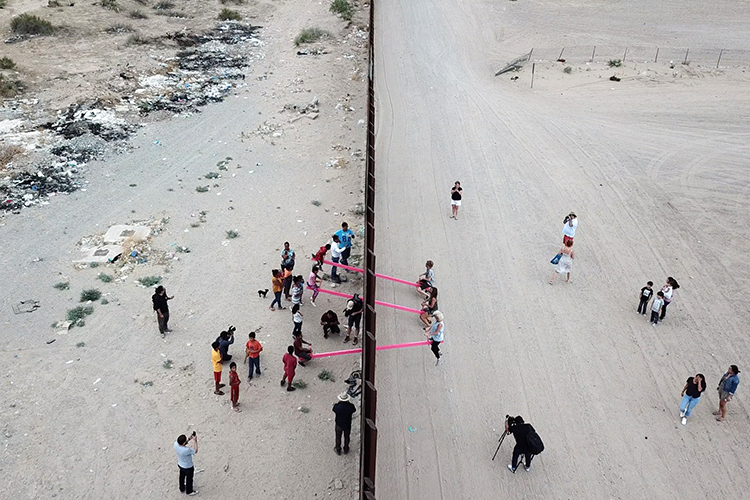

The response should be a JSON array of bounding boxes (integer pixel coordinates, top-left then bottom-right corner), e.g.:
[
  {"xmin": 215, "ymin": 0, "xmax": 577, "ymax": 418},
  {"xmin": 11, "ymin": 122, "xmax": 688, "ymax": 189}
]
[
  {"xmin": 714, "ymin": 365, "xmax": 740, "ymax": 422},
  {"xmin": 344, "ymin": 296, "xmax": 363, "ymax": 345},
  {"xmin": 450, "ymin": 181, "xmax": 462, "ymax": 219},
  {"xmin": 211, "ymin": 341, "xmax": 225, "ymax": 395},
  {"xmin": 562, "ymin": 212, "xmax": 577, "ymax": 245}
]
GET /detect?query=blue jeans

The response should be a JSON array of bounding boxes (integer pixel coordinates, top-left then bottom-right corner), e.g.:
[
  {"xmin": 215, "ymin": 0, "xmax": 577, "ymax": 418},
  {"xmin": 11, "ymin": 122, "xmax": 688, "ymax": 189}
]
[
  {"xmin": 271, "ymin": 291, "xmax": 282, "ymax": 309},
  {"xmin": 341, "ymin": 246, "xmax": 351, "ymax": 265},
  {"xmin": 331, "ymin": 257, "xmax": 340, "ymax": 280},
  {"xmin": 248, "ymin": 357, "xmax": 261, "ymax": 378},
  {"xmin": 680, "ymin": 395, "xmax": 701, "ymax": 417}
]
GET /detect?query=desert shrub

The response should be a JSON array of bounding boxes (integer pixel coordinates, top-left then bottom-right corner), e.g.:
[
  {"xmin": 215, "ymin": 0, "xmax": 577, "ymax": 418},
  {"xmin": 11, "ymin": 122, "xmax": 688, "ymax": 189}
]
[
  {"xmin": 126, "ymin": 33, "xmax": 150, "ymax": 45},
  {"xmin": 563, "ymin": 66, "xmax": 572, "ymax": 74},
  {"xmin": 0, "ymin": 57, "xmax": 15, "ymax": 69},
  {"xmin": 220, "ymin": 0, "xmax": 245, "ymax": 3},
  {"xmin": 138, "ymin": 276, "xmax": 162, "ymax": 287},
  {"xmin": 10, "ymin": 14, "xmax": 54, "ymax": 36},
  {"xmin": 310, "ymin": 200, "xmax": 321, "ymax": 206},
  {"xmin": 226, "ymin": 229, "xmax": 239, "ymax": 239},
  {"xmin": 53, "ymin": 281, "xmax": 70, "ymax": 290},
  {"xmin": 0, "ymin": 0, "xmax": 7, "ymax": 8},
  {"xmin": 204, "ymin": 172, "xmax": 220, "ymax": 179},
  {"xmin": 100, "ymin": 0, "xmax": 121, "ymax": 12},
  {"xmin": 294, "ymin": 27, "xmax": 330, "ymax": 47},
  {"xmin": 0, "ymin": 77, "xmax": 22, "ymax": 98},
  {"xmin": 292, "ymin": 380, "xmax": 307, "ymax": 389},
  {"xmin": 329, "ymin": 0, "xmax": 353, "ymax": 20},
  {"xmin": 129, "ymin": 9, "xmax": 148, "ymax": 18},
  {"xmin": 318, "ymin": 370, "xmax": 335, "ymax": 381},
  {"xmin": 133, "ymin": 0, "xmax": 148, "ymax": 5},
  {"xmin": 155, "ymin": 9, "xmax": 188, "ymax": 17},
  {"xmin": 154, "ymin": 0, "xmax": 173, "ymax": 8},
  {"xmin": 608, "ymin": 59, "xmax": 622, "ymax": 68},
  {"xmin": 106, "ymin": 23, "xmax": 134, "ymax": 33},
  {"xmin": 80, "ymin": 289, "xmax": 102, "ymax": 302},
  {"xmin": 195, "ymin": 185, "xmax": 209, "ymax": 192},
  {"xmin": 66, "ymin": 305, "xmax": 94, "ymax": 322},
  {"xmin": 0, "ymin": 144, "xmax": 23, "ymax": 165},
  {"xmin": 98, "ymin": 273, "xmax": 113, "ymax": 282},
  {"xmin": 218, "ymin": 8, "xmax": 241, "ymax": 20}
]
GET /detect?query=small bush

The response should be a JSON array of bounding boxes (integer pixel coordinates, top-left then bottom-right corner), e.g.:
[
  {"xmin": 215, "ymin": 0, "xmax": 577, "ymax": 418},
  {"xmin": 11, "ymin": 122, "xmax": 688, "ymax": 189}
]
[
  {"xmin": 351, "ymin": 203, "xmax": 365, "ymax": 216},
  {"xmin": 176, "ymin": 246, "xmax": 191, "ymax": 253},
  {"xmin": 0, "ymin": 144, "xmax": 23, "ymax": 165},
  {"xmin": 129, "ymin": 9, "xmax": 148, "ymax": 19},
  {"xmin": 80, "ymin": 289, "xmax": 102, "ymax": 302},
  {"xmin": 89, "ymin": 262, "xmax": 99, "ymax": 268},
  {"xmin": 226, "ymin": 230, "xmax": 239, "ymax": 239},
  {"xmin": 98, "ymin": 273, "xmax": 113, "ymax": 283},
  {"xmin": 66, "ymin": 305, "xmax": 94, "ymax": 322},
  {"xmin": 11, "ymin": 14, "xmax": 55, "ymax": 35},
  {"xmin": 163, "ymin": 359, "xmax": 174, "ymax": 369},
  {"xmin": 0, "ymin": 57, "xmax": 15, "ymax": 69},
  {"xmin": 53, "ymin": 282, "xmax": 70, "ymax": 290},
  {"xmin": 196, "ymin": 185, "xmax": 209, "ymax": 193},
  {"xmin": 101, "ymin": 298, "xmax": 109, "ymax": 305},
  {"xmin": 220, "ymin": 0, "xmax": 245, "ymax": 3},
  {"xmin": 155, "ymin": 9, "xmax": 187, "ymax": 17},
  {"xmin": 563, "ymin": 66, "xmax": 572, "ymax": 74},
  {"xmin": 138, "ymin": 276, "xmax": 162, "ymax": 287},
  {"xmin": 311, "ymin": 200, "xmax": 322, "ymax": 207},
  {"xmin": 299, "ymin": 406, "xmax": 310, "ymax": 413},
  {"xmin": 106, "ymin": 23, "xmax": 134, "ymax": 33},
  {"xmin": 318, "ymin": 370, "xmax": 335, "ymax": 381},
  {"xmin": 329, "ymin": 0, "xmax": 353, "ymax": 20},
  {"xmin": 154, "ymin": 0, "xmax": 174, "ymax": 8},
  {"xmin": 608, "ymin": 59, "xmax": 622, "ymax": 68},
  {"xmin": 294, "ymin": 27, "xmax": 330, "ymax": 47},
  {"xmin": 126, "ymin": 33, "xmax": 150, "ymax": 45},
  {"xmin": 133, "ymin": 0, "xmax": 149, "ymax": 5},
  {"xmin": 204, "ymin": 172, "xmax": 220, "ymax": 179},
  {"xmin": 76, "ymin": 342, "xmax": 86, "ymax": 348},
  {"xmin": 0, "ymin": 0, "xmax": 7, "ymax": 8},
  {"xmin": 100, "ymin": 0, "xmax": 121, "ymax": 12},
  {"xmin": 218, "ymin": 8, "xmax": 241, "ymax": 20},
  {"xmin": 292, "ymin": 380, "xmax": 307, "ymax": 389},
  {"xmin": 0, "ymin": 76, "xmax": 22, "ymax": 97}
]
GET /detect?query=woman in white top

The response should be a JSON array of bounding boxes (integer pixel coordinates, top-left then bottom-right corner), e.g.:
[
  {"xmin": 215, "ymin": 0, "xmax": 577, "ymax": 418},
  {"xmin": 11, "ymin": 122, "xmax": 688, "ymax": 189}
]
[
  {"xmin": 424, "ymin": 311, "xmax": 444, "ymax": 365},
  {"xmin": 660, "ymin": 277, "xmax": 680, "ymax": 320},
  {"xmin": 550, "ymin": 240, "xmax": 575, "ymax": 284}
]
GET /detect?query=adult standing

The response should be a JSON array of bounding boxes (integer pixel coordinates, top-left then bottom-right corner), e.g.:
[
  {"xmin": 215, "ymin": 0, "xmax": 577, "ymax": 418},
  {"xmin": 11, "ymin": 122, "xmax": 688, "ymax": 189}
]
[
  {"xmin": 335, "ymin": 222, "xmax": 355, "ymax": 266},
  {"xmin": 549, "ymin": 240, "xmax": 575, "ymax": 284},
  {"xmin": 562, "ymin": 212, "xmax": 578, "ymax": 245},
  {"xmin": 330, "ymin": 235, "xmax": 346, "ymax": 284},
  {"xmin": 450, "ymin": 181, "xmax": 463, "ymax": 219},
  {"xmin": 424, "ymin": 310, "xmax": 444, "ymax": 365},
  {"xmin": 714, "ymin": 365, "xmax": 740, "ymax": 422},
  {"xmin": 659, "ymin": 277, "xmax": 680, "ymax": 320},
  {"xmin": 679, "ymin": 374, "xmax": 706, "ymax": 425},
  {"xmin": 152, "ymin": 285, "xmax": 173, "ymax": 338},
  {"xmin": 343, "ymin": 294, "xmax": 363, "ymax": 345},
  {"xmin": 174, "ymin": 432, "xmax": 199, "ymax": 496},
  {"xmin": 281, "ymin": 242, "xmax": 296, "ymax": 271},
  {"xmin": 332, "ymin": 393, "xmax": 357, "ymax": 455},
  {"xmin": 506, "ymin": 416, "xmax": 540, "ymax": 473}
]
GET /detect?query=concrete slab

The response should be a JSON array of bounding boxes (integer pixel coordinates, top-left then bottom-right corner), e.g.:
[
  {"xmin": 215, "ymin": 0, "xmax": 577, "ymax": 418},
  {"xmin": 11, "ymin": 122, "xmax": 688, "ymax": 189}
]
[
  {"xmin": 73, "ymin": 244, "xmax": 124, "ymax": 263},
  {"xmin": 103, "ymin": 225, "xmax": 150, "ymax": 244}
]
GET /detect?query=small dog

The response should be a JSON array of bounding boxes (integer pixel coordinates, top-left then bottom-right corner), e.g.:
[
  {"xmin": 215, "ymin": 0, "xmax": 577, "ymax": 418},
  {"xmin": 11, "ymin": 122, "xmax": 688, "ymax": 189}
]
[{"xmin": 257, "ymin": 289, "xmax": 269, "ymax": 298}]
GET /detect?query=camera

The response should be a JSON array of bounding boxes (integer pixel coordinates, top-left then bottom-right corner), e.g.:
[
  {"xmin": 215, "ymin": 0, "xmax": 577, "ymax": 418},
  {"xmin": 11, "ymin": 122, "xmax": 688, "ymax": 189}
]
[
  {"xmin": 228, "ymin": 325, "xmax": 236, "ymax": 335},
  {"xmin": 506, "ymin": 415, "xmax": 523, "ymax": 427}
]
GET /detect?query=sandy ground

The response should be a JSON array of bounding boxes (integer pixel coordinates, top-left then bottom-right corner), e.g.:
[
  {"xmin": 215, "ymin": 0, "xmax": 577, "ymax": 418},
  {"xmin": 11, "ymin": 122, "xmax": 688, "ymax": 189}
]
[
  {"xmin": 373, "ymin": 0, "xmax": 750, "ymax": 499},
  {"xmin": 0, "ymin": 0, "xmax": 369, "ymax": 499}
]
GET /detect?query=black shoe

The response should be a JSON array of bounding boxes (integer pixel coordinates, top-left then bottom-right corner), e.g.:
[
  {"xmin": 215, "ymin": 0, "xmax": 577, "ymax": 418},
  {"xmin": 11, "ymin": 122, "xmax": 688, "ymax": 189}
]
[
  {"xmin": 343, "ymin": 446, "xmax": 349, "ymax": 454},
  {"xmin": 335, "ymin": 447, "xmax": 342, "ymax": 455},
  {"xmin": 287, "ymin": 386, "xmax": 296, "ymax": 392}
]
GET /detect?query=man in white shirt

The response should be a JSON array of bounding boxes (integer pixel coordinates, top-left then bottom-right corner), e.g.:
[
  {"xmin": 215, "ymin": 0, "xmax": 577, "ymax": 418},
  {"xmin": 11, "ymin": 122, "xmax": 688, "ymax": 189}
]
[
  {"xmin": 174, "ymin": 432, "xmax": 199, "ymax": 496},
  {"xmin": 330, "ymin": 235, "xmax": 346, "ymax": 283},
  {"xmin": 562, "ymin": 212, "xmax": 578, "ymax": 245}
]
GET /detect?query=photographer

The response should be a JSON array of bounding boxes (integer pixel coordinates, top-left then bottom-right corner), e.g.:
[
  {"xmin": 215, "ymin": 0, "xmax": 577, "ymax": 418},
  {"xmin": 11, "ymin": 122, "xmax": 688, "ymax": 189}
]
[
  {"xmin": 174, "ymin": 432, "xmax": 199, "ymax": 496},
  {"xmin": 505, "ymin": 415, "xmax": 542, "ymax": 473}
]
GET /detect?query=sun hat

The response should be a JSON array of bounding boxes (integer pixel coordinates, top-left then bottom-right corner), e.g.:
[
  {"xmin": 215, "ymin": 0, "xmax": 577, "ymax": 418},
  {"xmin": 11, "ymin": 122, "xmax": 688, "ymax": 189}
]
[{"xmin": 338, "ymin": 393, "xmax": 350, "ymax": 402}]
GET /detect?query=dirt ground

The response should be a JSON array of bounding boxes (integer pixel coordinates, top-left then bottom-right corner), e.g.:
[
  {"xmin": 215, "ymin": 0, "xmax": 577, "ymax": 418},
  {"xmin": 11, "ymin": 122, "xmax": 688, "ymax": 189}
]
[
  {"xmin": 372, "ymin": 0, "xmax": 750, "ymax": 499},
  {"xmin": 1, "ymin": 0, "xmax": 368, "ymax": 499}
]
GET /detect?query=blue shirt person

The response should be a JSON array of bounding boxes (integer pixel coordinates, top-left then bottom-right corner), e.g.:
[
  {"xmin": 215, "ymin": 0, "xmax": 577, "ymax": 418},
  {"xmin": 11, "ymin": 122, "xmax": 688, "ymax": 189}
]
[{"xmin": 334, "ymin": 222, "xmax": 355, "ymax": 265}]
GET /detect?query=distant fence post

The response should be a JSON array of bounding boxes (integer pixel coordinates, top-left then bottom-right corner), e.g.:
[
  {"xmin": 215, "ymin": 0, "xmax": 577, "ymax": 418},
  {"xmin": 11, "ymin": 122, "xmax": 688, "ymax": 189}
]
[
  {"xmin": 558, "ymin": 47, "xmax": 565, "ymax": 61},
  {"xmin": 683, "ymin": 48, "xmax": 689, "ymax": 65},
  {"xmin": 654, "ymin": 47, "xmax": 659, "ymax": 63},
  {"xmin": 716, "ymin": 49, "xmax": 724, "ymax": 68},
  {"xmin": 591, "ymin": 45, "xmax": 596, "ymax": 62},
  {"xmin": 531, "ymin": 63, "xmax": 535, "ymax": 89},
  {"xmin": 623, "ymin": 47, "xmax": 628, "ymax": 62}
]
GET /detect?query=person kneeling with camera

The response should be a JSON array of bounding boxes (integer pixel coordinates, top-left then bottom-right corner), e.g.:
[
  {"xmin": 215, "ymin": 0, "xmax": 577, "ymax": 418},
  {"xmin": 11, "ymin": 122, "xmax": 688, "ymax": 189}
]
[{"xmin": 506, "ymin": 415, "xmax": 544, "ymax": 473}]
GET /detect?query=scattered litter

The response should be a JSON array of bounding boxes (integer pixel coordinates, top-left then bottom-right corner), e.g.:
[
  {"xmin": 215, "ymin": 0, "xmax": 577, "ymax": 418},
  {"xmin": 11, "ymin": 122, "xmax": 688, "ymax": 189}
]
[
  {"xmin": 93, "ymin": 378, "xmax": 101, "ymax": 385},
  {"xmin": 66, "ymin": 360, "xmax": 74, "ymax": 364},
  {"xmin": 46, "ymin": 339, "xmax": 56, "ymax": 345},
  {"xmin": 408, "ymin": 426, "xmax": 417, "ymax": 432},
  {"xmin": 12, "ymin": 300, "xmax": 40, "ymax": 314}
]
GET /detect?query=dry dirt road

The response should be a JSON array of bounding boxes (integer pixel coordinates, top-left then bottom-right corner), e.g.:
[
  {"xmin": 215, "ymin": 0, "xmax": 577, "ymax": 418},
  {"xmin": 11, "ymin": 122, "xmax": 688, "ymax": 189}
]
[{"xmin": 372, "ymin": 0, "xmax": 750, "ymax": 499}]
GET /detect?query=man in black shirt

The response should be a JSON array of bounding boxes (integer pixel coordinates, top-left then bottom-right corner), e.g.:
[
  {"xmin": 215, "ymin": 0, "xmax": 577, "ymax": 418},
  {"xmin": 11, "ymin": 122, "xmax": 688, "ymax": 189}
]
[
  {"xmin": 152, "ymin": 286, "xmax": 173, "ymax": 337},
  {"xmin": 506, "ymin": 415, "xmax": 536, "ymax": 473},
  {"xmin": 332, "ymin": 393, "xmax": 357, "ymax": 455}
]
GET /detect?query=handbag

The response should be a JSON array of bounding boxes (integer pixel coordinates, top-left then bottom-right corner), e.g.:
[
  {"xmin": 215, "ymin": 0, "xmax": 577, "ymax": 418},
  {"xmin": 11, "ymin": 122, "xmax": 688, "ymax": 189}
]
[{"xmin": 550, "ymin": 253, "xmax": 562, "ymax": 265}]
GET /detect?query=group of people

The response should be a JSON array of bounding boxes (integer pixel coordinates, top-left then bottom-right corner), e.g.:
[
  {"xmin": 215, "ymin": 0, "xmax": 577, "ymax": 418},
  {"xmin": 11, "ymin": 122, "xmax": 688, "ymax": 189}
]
[
  {"xmin": 417, "ymin": 260, "xmax": 445, "ymax": 365},
  {"xmin": 636, "ymin": 277, "xmax": 680, "ymax": 326},
  {"xmin": 678, "ymin": 366, "xmax": 741, "ymax": 425}
]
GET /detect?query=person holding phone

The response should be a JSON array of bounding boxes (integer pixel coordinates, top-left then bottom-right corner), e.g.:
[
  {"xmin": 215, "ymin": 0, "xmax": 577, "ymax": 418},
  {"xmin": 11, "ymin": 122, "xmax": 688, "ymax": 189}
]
[{"xmin": 174, "ymin": 432, "xmax": 199, "ymax": 496}]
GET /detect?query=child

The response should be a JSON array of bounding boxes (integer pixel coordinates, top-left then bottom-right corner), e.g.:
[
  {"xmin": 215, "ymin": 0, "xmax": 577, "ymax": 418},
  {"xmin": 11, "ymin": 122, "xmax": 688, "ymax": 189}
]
[
  {"xmin": 291, "ymin": 275, "xmax": 304, "ymax": 306},
  {"xmin": 281, "ymin": 346, "xmax": 297, "ymax": 392},
  {"xmin": 313, "ymin": 243, "xmax": 331, "ymax": 269},
  {"xmin": 293, "ymin": 332, "xmax": 313, "ymax": 366},
  {"xmin": 282, "ymin": 265, "xmax": 294, "ymax": 301},
  {"xmin": 228, "ymin": 362, "xmax": 241, "ymax": 412},
  {"xmin": 637, "ymin": 281, "xmax": 653, "ymax": 315},
  {"xmin": 308, "ymin": 265, "xmax": 322, "ymax": 307},
  {"xmin": 650, "ymin": 291, "xmax": 664, "ymax": 325},
  {"xmin": 245, "ymin": 332, "xmax": 263, "ymax": 380},
  {"xmin": 211, "ymin": 341, "xmax": 225, "ymax": 395},
  {"xmin": 292, "ymin": 304, "xmax": 303, "ymax": 337},
  {"xmin": 270, "ymin": 269, "xmax": 285, "ymax": 311}
]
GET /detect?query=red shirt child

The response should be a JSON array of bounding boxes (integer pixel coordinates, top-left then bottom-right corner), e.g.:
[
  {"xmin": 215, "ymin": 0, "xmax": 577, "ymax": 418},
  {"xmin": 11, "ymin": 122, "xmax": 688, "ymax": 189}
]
[
  {"xmin": 228, "ymin": 362, "xmax": 241, "ymax": 412},
  {"xmin": 281, "ymin": 346, "xmax": 298, "ymax": 392},
  {"xmin": 313, "ymin": 244, "xmax": 330, "ymax": 266}
]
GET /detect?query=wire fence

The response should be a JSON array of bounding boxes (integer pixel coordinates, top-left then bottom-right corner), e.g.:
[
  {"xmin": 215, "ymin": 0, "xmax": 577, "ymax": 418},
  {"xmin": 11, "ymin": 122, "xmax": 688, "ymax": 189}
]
[{"xmin": 530, "ymin": 45, "xmax": 750, "ymax": 68}]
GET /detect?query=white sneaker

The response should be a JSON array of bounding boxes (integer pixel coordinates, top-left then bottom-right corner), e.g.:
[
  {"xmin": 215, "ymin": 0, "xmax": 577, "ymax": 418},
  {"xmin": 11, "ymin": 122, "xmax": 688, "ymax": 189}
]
[
  {"xmin": 681, "ymin": 417, "xmax": 687, "ymax": 425},
  {"xmin": 310, "ymin": 299, "xmax": 317, "ymax": 307},
  {"xmin": 524, "ymin": 465, "xmax": 531, "ymax": 472},
  {"xmin": 679, "ymin": 410, "xmax": 685, "ymax": 418},
  {"xmin": 507, "ymin": 464, "xmax": 516, "ymax": 473}
]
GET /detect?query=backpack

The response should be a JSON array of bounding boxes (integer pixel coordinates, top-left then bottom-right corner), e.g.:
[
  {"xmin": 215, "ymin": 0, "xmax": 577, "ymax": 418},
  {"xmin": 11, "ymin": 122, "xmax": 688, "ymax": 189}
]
[
  {"xmin": 344, "ymin": 295, "xmax": 363, "ymax": 316},
  {"xmin": 526, "ymin": 430, "xmax": 544, "ymax": 455}
]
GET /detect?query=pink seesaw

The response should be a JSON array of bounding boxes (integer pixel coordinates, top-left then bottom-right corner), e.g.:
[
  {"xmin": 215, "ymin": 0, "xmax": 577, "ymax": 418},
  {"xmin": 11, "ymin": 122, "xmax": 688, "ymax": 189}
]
[
  {"xmin": 308, "ymin": 286, "xmax": 422, "ymax": 314},
  {"xmin": 315, "ymin": 258, "xmax": 419, "ymax": 288},
  {"xmin": 311, "ymin": 340, "xmax": 442, "ymax": 359}
]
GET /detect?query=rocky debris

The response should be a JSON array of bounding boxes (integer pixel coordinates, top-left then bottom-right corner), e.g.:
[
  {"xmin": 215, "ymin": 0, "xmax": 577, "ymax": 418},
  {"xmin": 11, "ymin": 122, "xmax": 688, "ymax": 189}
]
[
  {"xmin": 43, "ymin": 102, "xmax": 138, "ymax": 141},
  {"xmin": 297, "ymin": 48, "xmax": 328, "ymax": 56},
  {"xmin": 283, "ymin": 96, "xmax": 319, "ymax": 115},
  {"xmin": 1, "ymin": 162, "xmax": 80, "ymax": 211},
  {"xmin": 51, "ymin": 134, "xmax": 109, "ymax": 163}
]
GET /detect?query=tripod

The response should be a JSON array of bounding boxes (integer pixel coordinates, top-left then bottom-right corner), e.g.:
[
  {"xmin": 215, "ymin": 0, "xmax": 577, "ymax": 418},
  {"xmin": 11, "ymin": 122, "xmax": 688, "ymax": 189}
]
[{"xmin": 491, "ymin": 430, "xmax": 509, "ymax": 461}]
